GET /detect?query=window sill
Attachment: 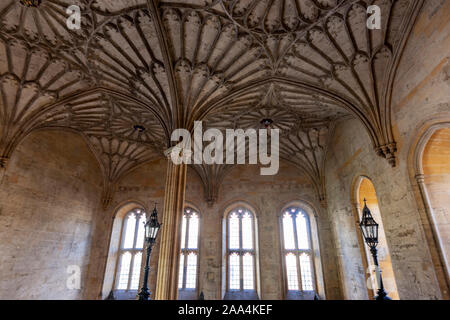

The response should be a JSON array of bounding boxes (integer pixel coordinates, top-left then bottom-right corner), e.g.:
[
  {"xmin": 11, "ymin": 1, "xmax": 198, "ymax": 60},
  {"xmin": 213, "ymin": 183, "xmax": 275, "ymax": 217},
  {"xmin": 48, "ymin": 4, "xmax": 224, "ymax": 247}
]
[
  {"xmin": 108, "ymin": 290, "xmax": 138, "ymax": 300},
  {"xmin": 285, "ymin": 290, "xmax": 317, "ymax": 300},
  {"xmin": 178, "ymin": 289, "xmax": 198, "ymax": 300},
  {"xmin": 223, "ymin": 290, "xmax": 259, "ymax": 300}
]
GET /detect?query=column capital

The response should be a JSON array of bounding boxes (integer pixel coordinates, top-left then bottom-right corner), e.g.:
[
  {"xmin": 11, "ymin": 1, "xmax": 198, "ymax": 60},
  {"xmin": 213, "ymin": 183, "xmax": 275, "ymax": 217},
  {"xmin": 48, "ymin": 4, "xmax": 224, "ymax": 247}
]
[
  {"xmin": 163, "ymin": 146, "xmax": 177, "ymax": 159},
  {"xmin": 164, "ymin": 146, "xmax": 192, "ymax": 162}
]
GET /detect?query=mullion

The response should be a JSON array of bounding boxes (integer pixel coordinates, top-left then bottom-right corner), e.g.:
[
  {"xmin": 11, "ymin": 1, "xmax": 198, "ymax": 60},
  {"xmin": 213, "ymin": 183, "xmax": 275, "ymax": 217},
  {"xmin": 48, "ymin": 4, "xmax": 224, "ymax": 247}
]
[
  {"xmin": 182, "ymin": 251, "xmax": 187, "ymax": 289},
  {"xmin": 239, "ymin": 213, "xmax": 243, "ymax": 290},
  {"xmin": 291, "ymin": 212, "xmax": 303, "ymax": 291},
  {"xmin": 304, "ymin": 214, "xmax": 315, "ymax": 291},
  {"xmin": 252, "ymin": 216, "xmax": 256, "ymax": 291},
  {"xmin": 227, "ymin": 217, "xmax": 230, "ymax": 290},
  {"xmin": 182, "ymin": 215, "xmax": 190, "ymax": 289}
]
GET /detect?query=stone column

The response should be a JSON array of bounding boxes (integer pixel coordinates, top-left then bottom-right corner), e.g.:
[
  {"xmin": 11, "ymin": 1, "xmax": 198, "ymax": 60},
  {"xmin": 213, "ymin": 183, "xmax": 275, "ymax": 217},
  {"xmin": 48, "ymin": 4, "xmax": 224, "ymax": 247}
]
[
  {"xmin": 415, "ymin": 174, "xmax": 450, "ymax": 293},
  {"xmin": 154, "ymin": 159, "xmax": 187, "ymax": 300}
]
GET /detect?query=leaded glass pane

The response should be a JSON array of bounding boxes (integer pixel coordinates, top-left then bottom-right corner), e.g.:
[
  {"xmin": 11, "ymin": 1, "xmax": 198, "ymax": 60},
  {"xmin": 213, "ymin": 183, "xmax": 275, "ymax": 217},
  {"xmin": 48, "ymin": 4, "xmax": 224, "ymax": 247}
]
[
  {"xmin": 180, "ymin": 215, "xmax": 187, "ymax": 249},
  {"xmin": 129, "ymin": 252, "xmax": 142, "ymax": 290},
  {"xmin": 178, "ymin": 253, "xmax": 185, "ymax": 289},
  {"xmin": 299, "ymin": 253, "xmax": 313, "ymax": 291},
  {"xmin": 117, "ymin": 252, "xmax": 132, "ymax": 290},
  {"xmin": 283, "ymin": 212, "xmax": 295, "ymax": 250},
  {"xmin": 135, "ymin": 214, "xmax": 146, "ymax": 249},
  {"xmin": 123, "ymin": 214, "xmax": 136, "ymax": 249},
  {"xmin": 229, "ymin": 212, "xmax": 240, "ymax": 249},
  {"xmin": 296, "ymin": 212, "xmax": 309, "ymax": 250},
  {"xmin": 243, "ymin": 253, "xmax": 254, "ymax": 290},
  {"xmin": 229, "ymin": 253, "xmax": 240, "ymax": 290},
  {"xmin": 185, "ymin": 253, "xmax": 197, "ymax": 289},
  {"xmin": 285, "ymin": 253, "xmax": 299, "ymax": 290},
  {"xmin": 242, "ymin": 212, "xmax": 253, "ymax": 249},
  {"xmin": 188, "ymin": 213, "xmax": 199, "ymax": 249}
]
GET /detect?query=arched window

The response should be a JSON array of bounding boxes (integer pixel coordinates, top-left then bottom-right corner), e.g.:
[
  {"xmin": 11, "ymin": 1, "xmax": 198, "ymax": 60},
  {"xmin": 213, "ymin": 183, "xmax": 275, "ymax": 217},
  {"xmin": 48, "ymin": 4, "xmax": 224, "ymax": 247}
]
[
  {"xmin": 114, "ymin": 208, "xmax": 146, "ymax": 293},
  {"xmin": 178, "ymin": 207, "xmax": 200, "ymax": 297},
  {"xmin": 281, "ymin": 207, "xmax": 315, "ymax": 294},
  {"xmin": 225, "ymin": 207, "xmax": 257, "ymax": 296}
]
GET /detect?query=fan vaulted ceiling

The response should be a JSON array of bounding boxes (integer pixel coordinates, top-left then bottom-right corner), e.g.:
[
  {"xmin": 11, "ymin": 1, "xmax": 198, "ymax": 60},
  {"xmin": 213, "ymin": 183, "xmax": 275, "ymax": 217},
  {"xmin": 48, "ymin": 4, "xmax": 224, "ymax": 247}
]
[{"xmin": 0, "ymin": 0, "xmax": 423, "ymax": 206}]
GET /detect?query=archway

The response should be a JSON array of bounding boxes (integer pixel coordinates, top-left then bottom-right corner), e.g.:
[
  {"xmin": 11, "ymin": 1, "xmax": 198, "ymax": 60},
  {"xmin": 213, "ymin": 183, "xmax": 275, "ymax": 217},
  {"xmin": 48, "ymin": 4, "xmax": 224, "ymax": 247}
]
[
  {"xmin": 278, "ymin": 201, "xmax": 326, "ymax": 300},
  {"xmin": 410, "ymin": 121, "xmax": 450, "ymax": 296},
  {"xmin": 421, "ymin": 128, "xmax": 450, "ymax": 275},
  {"xmin": 101, "ymin": 201, "xmax": 148, "ymax": 300},
  {"xmin": 221, "ymin": 201, "xmax": 261, "ymax": 300},
  {"xmin": 355, "ymin": 177, "xmax": 399, "ymax": 300}
]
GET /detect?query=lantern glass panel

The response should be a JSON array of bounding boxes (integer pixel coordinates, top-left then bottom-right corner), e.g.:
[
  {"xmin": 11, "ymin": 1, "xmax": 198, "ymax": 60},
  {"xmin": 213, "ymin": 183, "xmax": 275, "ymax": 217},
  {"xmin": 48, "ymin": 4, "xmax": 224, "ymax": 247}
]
[
  {"xmin": 360, "ymin": 207, "xmax": 379, "ymax": 247},
  {"xmin": 148, "ymin": 223, "xmax": 157, "ymax": 240}
]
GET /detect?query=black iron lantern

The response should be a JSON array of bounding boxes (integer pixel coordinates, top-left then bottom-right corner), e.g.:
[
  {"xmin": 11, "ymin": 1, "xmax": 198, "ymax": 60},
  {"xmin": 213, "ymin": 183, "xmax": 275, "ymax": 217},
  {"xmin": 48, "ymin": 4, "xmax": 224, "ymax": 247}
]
[
  {"xmin": 144, "ymin": 206, "xmax": 161, "ymax": 243},
  {"xmin": 359, "ymin": 199, "xmax": 379, "ymax": 249},
  {"xmin": 138, "ymin": 204, "xmax": 161, "ymax": 300},
  {"xmin": 359, "ymin": 199, "xmax": 391, "ymax": 301}
]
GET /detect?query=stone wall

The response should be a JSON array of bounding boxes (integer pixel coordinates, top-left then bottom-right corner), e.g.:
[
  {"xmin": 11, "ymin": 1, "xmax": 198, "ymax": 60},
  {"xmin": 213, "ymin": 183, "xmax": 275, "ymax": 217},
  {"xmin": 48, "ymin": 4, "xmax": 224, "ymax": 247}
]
[
  {"xmin": 184, "ymin": 161, "xmax": 341, "ymax": 300},
  {"xmin": 391, "ymin": 0, "xmax": 450, "ymax": 298},
  {"xmin": 90, "ymin": 159, "xmax": 342, "ymax": 300},
  {"xmin": 325, "ymin": 117, "xmax": 443, "ymax": 300},
  {"xmin": 2, "ymin": 2, "xmax": 449, "ymax": 301},
  {"xmin": 0, "ymin": 130, "xmax": 102, "ymax": 299},
  {"xmin": 323, "ymin": 0, "xmax": 450, "ymax": 300},
  {"xmin": 84, "ymin": 158, "xmax": 168, "ymax": 300}
]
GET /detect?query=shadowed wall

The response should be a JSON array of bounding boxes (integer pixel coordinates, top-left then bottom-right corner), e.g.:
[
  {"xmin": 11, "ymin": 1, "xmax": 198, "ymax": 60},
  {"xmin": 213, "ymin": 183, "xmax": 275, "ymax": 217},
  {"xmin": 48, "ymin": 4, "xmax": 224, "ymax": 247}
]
[{"xmin": 0, "ymin": 130, "xmax": 102, "ymax": 299}]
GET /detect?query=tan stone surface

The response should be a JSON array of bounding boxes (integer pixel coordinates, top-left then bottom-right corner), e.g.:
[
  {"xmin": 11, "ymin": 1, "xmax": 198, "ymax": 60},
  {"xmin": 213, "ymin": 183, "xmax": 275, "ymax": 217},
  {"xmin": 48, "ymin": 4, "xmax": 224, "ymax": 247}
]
[
  {"xmin": 325, "ymin": 117, "xmax": 442, "ymax": 300},
  {"xmin": 184, "ymin": 161, "xmax": 341, "ymax": 299},
  {"xmin": 0, "ymin": 0, "xmax": 449, "ymax": 300},
  {"xmin": 0, "ymin": 130, "xmax": 102, "ymax": 299}
]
